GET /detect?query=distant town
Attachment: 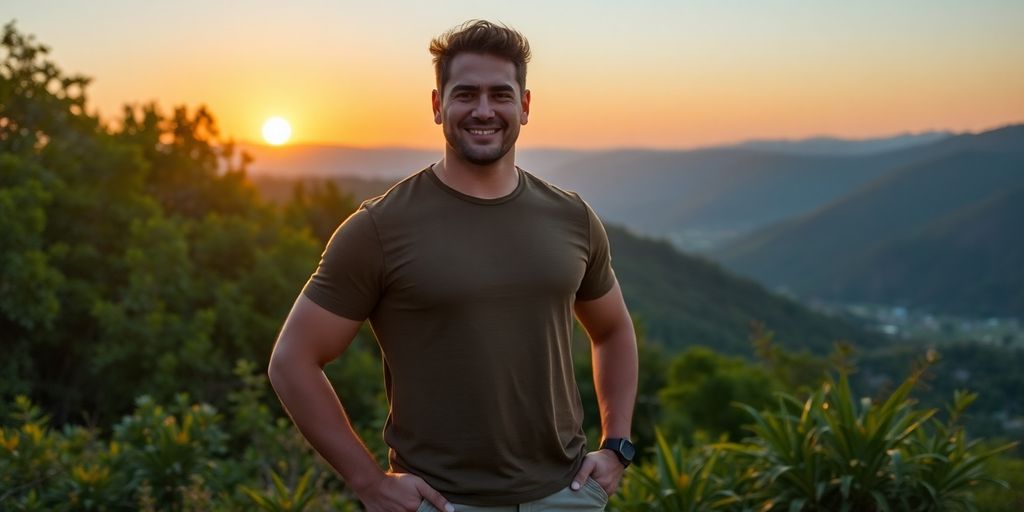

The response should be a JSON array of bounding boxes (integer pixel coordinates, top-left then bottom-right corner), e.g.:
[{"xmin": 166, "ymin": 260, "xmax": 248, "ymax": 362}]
[{"xmin": 805, "ymin": 297, "xmax": 1023, "ymax": 347}]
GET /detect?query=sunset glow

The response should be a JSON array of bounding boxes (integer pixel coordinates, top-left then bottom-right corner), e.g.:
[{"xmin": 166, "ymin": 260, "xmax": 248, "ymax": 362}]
[
  {"xmin": 7, "ymin": 1, "xmax": 1024, "ymax": 149},
  {"xmin": 262, "ymin": 117, "xmax": 292, "ymax": 146}
]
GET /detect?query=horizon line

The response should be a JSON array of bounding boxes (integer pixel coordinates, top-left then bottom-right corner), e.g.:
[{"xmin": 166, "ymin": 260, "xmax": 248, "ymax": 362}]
[{"xmin": 233, "ymin": 120, "xmax": 1023, "ymax": 154}]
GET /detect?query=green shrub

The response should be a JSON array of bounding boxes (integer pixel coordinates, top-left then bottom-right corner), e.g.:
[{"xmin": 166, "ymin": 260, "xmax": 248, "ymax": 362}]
[
  {"xmin": 611, "ymin": 430, "xmax": 756, "ymax": 511},
  {"xmin": 731, "ymin": 369, "xmax": 1014, "ymax": 511},
  {"xmin": 0, "ymin": 361, "xmax": 360, "ymax": 510},
  {"xmin": 612, "ymin": 362, "xmax": 1015, "ymax": 511}
]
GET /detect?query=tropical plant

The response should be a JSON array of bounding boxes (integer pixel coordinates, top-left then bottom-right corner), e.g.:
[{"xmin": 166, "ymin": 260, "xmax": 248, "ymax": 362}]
[
  {"xmin": 240, "ymin": 468, "xmax": 318, "ymax": 512},
  {"xmin": 731, "ymin": 365, "xmax": 1014, "ymax": 511},
  {"xmin": 611, "ymin": 430, "xmax": 754, "ymax": 511}
]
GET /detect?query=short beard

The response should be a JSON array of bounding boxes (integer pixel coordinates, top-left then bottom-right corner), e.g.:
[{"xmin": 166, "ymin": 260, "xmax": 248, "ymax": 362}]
[
  {"xmin": 444, "ymin": 119, "xmax": 517, "ymax": 166},
  {"xmin": 451, "ymin": 138, "xmax": 513, "ymax": 166}
]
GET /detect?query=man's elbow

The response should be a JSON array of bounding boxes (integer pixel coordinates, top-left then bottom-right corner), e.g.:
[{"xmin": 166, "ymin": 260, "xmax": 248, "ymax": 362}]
[
  {"xmin": 592, "ymin": 321, "xmax": 637, "ymax": 348},
  {"xmin": 267, "ymin": 342, "xmax": 294, "ymax": 392}
]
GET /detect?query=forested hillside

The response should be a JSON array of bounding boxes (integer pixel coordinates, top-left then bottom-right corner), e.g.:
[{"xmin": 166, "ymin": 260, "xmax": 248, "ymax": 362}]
[
  {"xmin": 605, "ymin": 225, "xmax": 881, "ymax": 353},
  {"xmin": 827, "ymin": 185, "xmax": 1024, "ymax": 317},
  {"xmin": 716, "ymin": 133, "xmax": 1024, "ymax": 318}
]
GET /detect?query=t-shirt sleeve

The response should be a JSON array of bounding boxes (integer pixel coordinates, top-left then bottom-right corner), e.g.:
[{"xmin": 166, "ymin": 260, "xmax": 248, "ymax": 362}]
[
  {"xmin": 301, "ymin": 206, "xmax": 383, "ymax": 320},
  {"xmin": 575, "ymin": 197, "xmax": 617, "ymax": 301}
]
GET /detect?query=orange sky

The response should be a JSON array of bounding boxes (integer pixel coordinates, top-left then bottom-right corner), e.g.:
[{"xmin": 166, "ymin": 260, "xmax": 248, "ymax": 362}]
[{"xmin": 7, "ymin": 1, "xmax": 1024, "ymax": 149}]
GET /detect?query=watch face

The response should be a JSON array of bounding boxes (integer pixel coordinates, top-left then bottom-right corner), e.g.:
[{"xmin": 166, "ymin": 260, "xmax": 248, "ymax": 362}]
[{"xmin": 621, "ymin": 440, "xmax": 636, "ymax": 461}]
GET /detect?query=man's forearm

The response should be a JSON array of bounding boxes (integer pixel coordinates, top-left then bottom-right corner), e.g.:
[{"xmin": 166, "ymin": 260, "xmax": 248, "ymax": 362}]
[
  {"xmin": 591, "ymin": 325, "xmax": 638, "ymax": 440},
  {"xmin": 268, "ymin": 355, "xmax": 384, "ymax": 492}
]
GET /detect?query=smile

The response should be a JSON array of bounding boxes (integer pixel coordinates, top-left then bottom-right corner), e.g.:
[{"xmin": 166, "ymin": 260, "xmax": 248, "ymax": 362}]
[{"xmin": 467, "ymin": 128, "xmax": 499, "ymax": 135}]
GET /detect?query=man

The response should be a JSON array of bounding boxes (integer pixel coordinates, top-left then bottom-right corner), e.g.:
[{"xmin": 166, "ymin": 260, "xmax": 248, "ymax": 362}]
[{"xmin": 268, "ymin": 20, "xmax": 638, "ymax": 511}]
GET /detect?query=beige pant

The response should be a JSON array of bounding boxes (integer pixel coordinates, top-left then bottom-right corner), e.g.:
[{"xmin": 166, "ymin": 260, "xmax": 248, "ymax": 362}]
[{"xmin": 416, "ymin": 477, "xmax": 609, "ymax": 511}]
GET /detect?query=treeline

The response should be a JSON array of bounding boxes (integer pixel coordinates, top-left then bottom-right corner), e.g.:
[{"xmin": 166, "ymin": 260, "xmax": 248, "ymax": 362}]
[
  {"xmin": 2, "ymin": 20, "xmax": 1022, "ymax": 510},
  {"xmin": 1, "ymin": 21, "xmax": 360, "ymax": 426}
]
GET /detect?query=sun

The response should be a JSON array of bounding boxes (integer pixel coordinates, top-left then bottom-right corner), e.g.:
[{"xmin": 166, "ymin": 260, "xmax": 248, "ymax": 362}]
[{"xmin": 262, "ymin": 116, "xmax": 292, "ymax": 146}]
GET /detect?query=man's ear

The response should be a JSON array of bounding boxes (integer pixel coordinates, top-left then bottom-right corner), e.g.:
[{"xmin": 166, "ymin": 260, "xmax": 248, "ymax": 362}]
[
  {"xmin": 521, "ymin": 89, "xmax": 531, "ymax": 125},
  {"xmin": 432, "ymin": 89, "xmax": 442, "ymax": 125}
]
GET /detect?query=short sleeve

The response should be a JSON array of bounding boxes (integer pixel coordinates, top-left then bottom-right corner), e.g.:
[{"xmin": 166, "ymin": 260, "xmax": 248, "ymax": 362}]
[
  {"xmin": 301, "ymin": 206, "xmax": 383, "ymax": 320},
  {"xmin": 575, "ymin": 198, "xmax": 616, "ymax": 301}
]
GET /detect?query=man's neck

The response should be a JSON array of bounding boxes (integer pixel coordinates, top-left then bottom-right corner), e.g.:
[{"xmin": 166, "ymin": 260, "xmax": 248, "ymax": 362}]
[{"xmin": 433, "ymin": 148, "xmax": 519, "ymax": 200}]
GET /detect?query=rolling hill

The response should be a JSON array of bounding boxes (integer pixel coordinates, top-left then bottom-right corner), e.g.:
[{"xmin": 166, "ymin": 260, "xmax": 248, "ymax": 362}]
[
  {"xmin": 824, "ymin": 185, "xmax": 1024, "ymax": 317},
  {"xmin": 605, "ymin": 224, "xmax": 884, "ymax": 354},
  {"xmin": 714, "ymin": 125, "xmax": 1024, "ymax": 318}
]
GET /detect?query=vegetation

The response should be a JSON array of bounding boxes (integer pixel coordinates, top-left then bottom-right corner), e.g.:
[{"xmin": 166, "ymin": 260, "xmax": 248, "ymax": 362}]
[
  {"xmin": 2, "ymin": 20, "xmax": 1021, "ymax": 511},
  {"xmin": 611, "ymin": 366, "xmax": 1016, "ymax": 511}
]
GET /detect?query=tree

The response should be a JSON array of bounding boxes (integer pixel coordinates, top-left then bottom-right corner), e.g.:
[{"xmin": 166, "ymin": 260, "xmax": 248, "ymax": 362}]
[{"xmin": 0, "ymin": 21, "xmax": 323, "ymax": 425}]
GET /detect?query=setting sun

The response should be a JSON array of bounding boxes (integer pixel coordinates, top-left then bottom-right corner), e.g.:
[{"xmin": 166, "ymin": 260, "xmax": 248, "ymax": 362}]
[{"xmin": 262, "ymin": 116, "xmax": 292, "ymax": 146}]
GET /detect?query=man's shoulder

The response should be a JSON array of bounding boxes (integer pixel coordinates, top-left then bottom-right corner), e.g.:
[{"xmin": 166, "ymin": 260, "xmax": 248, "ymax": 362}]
[
  {"xmin": 519, "ymin": 168, "xmax": 586, "ymax": 209},
  {"xmin": 357, "ymin": 167, "xmax": 433, "ymax": 215}
]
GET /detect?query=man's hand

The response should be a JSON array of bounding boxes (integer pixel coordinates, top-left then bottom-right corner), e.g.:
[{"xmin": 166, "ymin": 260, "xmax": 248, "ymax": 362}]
[
  {"xmin": 570, "ymin": 450, "xmax": 625, "ymax": 497},
  {"xmin": 355, "ymin": 472, "xmax": 454, "ymax": 512}
]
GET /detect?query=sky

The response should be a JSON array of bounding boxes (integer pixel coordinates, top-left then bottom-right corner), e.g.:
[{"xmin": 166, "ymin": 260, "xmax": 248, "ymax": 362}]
[{"xmin": 6, "ymin": 0, "xmax": 1024, "ymax": 150}]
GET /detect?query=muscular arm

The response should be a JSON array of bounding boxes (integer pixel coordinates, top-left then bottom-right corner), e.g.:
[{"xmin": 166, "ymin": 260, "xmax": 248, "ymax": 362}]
[
  {"xmin": 268, "ymin": 295, "xmax": 451, "ymax": 512},
  {"xmin": 571, "ymin": 279, "xmax": 638, "ymax": 494}
]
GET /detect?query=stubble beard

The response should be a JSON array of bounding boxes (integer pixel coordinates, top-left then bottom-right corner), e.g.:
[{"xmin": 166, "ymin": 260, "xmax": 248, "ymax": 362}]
[{"xmin": 445, "ymin": 121, "xmax": 518, "ymax": 166}]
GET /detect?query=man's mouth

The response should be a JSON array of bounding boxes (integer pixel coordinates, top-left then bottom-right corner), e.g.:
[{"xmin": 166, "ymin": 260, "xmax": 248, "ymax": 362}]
[{"xmin": 466, "ymin": 128, "xmax": 499, "ymax": 136}]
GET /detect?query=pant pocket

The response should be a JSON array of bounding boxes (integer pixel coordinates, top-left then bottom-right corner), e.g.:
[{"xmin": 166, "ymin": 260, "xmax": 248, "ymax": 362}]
[{"xmin": 583, "ymin": 477, "xmax": 609, "ymax": 503}]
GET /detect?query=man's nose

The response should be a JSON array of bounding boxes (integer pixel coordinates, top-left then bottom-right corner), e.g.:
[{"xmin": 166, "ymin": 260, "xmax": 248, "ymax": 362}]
[{"xmin": 472, "ymin": 96, "xmax": 495, "ymax": 120}]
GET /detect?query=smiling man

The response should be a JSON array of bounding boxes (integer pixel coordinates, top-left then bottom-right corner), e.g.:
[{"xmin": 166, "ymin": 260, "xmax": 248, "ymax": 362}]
[{"xmin": 268, "ymin": 20, "xmax": 638, "ymax": 512}]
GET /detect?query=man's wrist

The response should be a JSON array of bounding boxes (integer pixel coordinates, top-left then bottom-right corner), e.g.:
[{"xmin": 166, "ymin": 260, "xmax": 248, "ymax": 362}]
[
  {"xmin": 347, "ymin": 469, "xmax": 386, "ymax": 497},
  {"xmin": 600, "ymin": 438, "xmax": 635, "ymax": 467}
]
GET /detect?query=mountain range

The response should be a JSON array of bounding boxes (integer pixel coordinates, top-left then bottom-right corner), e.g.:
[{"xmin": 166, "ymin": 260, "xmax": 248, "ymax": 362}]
[
  {"xmin": 248, "ymin": 123, "xmax": 1023, "ymax": 325},
  {"xmin": 715, "ymin": 125, "xmax": 1024, "ymax": 318}
]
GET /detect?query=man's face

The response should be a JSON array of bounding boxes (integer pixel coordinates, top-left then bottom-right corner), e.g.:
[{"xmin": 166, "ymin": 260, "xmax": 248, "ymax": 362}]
[{"xmin": 432, "ymin": 53, "xmax": 530, "ymax": 166}]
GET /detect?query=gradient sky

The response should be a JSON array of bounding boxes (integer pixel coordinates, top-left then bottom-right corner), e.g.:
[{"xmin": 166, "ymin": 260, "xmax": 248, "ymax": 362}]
[{"xmin": 7, "ymin": 0, "xmax": 1024, "ymax": 149}]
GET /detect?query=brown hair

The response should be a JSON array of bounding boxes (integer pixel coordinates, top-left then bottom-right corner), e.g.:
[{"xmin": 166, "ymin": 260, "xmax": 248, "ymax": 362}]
[{"xmin": 429, "ymin": 20, "xmax": 531, "ymax": 94}]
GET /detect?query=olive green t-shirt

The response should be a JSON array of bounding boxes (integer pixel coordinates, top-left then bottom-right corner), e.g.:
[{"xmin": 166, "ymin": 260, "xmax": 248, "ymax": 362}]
[{"xmin": 301, "ymin": 166, "xmax": 616, "ymax": 505}]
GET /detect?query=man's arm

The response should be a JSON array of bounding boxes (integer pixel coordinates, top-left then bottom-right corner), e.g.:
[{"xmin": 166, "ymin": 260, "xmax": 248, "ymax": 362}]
[
  {"xmin": 570, "ymin": 279, "xmax": 638, "ymax": 496},
  {"xmin": 268, "ymin": 295, "xmax": 453, "ymax": 512}
]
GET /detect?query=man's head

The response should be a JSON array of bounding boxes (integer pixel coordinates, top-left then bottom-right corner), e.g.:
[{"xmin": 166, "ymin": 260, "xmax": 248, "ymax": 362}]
[
  {"xmin": 430, "ymin": 21, "xmax": 532, "ymax": 167},
  {"xmin": 429, "ymin": 20, "xmax": 531, "ymax": 94}
]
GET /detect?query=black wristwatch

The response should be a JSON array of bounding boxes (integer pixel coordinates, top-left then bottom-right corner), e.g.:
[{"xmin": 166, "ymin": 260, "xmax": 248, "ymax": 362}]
[{"xmin": 600, "ymin": 438, "xmax": 636, "ymax": 467}]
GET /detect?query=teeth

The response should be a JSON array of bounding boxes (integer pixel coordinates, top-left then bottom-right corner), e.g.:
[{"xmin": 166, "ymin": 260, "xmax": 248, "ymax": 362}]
[{"xmin": 468, "ymin": 129, "xmax": 497, "ymax": 135}]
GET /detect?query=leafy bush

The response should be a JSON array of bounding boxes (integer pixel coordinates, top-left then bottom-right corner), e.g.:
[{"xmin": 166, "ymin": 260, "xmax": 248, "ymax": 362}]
[
  {"xmin": 733, "ymin": 370, "xmax": 1013, "ymax": 511},
  {"xmin": 611, "ymin": 430, "xmax": 756, "ymax": 511},
  {"xmin": 611, "ymin": 363, "xmax": 1015, "ymax": 511},
  {"xmin": 0, "ymin": 361, "xmax": 358, "ymax": 511}
]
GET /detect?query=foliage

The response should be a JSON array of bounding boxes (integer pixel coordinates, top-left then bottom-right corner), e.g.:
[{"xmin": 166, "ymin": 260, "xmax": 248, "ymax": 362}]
[
  {"xmin": 239, "ymin": 469, "xmax": 317, "ymax": 512},
  {"xmin": 854, "ymin": 341, "xmax": 1024, "ymax": 442},
  {"xmin": 0, "ymin": 361, "xmax": 357, "ymax": 510},
  {"xmin": 609, "ymin": 365, "xmax": 1016, "ymax": 511},
  {"xmin": 730, "ymin": 369, "xmax": 1014, "ymax": 511},
  {"xmin": 0, "ymin": 19, "xmax": 326, "ymax": 426},
  {"xmin": 284, "ymin": 179, "xmax": 360, "ymax": 244},
  {"xmin": 611, "ymin": 430, "xmax": 755, "ymax": 511},
  {"xmin": 658, "ymin": 346, "xmax": 779, "ymax": 442},
  {"xmin": 974, "ymin": 453, "xmax": 1024, "ymax": 511}
]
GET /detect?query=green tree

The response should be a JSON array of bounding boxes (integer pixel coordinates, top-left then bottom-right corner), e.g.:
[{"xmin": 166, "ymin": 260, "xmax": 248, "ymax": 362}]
[
  {"xmin": 0, "ymin": 21, "xmax": 323, "ymax": 425},
  {"xmin": 658, "ymin": 346, "xmax": 780, "ymax": 442}
]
